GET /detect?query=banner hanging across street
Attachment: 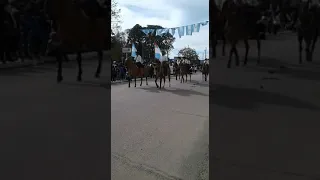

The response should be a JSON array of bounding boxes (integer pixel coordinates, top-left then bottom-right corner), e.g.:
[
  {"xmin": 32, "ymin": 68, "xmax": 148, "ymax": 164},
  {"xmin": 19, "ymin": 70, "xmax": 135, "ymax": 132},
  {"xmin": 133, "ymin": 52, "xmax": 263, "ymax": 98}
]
[{"xmin": 140, "ymin": 20, "xmax": 209, "ymax": 38}]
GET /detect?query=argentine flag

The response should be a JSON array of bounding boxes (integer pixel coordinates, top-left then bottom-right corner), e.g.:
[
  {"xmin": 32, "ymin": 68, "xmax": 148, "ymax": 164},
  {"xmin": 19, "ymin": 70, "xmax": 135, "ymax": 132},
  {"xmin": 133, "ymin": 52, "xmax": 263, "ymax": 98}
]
[
  {"xmin": 154, "ymin": 43, "xmax": 162, "ymax": 60},
  {"xmin": 131, "ymin": 43, "xmax": 137, "ymax": 58}
]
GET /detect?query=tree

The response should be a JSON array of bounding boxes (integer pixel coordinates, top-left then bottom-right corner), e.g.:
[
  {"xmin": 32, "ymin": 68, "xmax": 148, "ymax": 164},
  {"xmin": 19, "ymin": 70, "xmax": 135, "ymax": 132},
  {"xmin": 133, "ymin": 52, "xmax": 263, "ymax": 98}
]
[
  {"xmin": 111, "ymin": 0, "xmax": 122, "ymax": 34},
  {"xmin": 126, "ymin": 24, "xmax": 176, "ymax": 62},
  {"xmin": 178, "ymin": 47, "xmax": 199, "ymax": 61},
  {"xmin": 111, "ymin": 32, "xmax": 127, "ymax": 61}
]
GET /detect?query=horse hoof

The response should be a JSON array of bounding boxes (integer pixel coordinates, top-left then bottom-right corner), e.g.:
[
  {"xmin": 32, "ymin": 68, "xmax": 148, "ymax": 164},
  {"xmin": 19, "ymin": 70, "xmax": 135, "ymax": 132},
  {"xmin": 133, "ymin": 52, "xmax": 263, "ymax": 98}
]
[
  {"xmin": 95, "ymin": 73, "xmax": 100, "ymax": 78},
  {"xmin": 77, "ymin": 76, "xmax": 82, "ymax": 82},
  {"xmin": 57, "ymin": 76, "xmax": 63, "ymax": 83},
  {"xmin": 227, "ymin": 64, "xmax": 231, "ymax": 68}
]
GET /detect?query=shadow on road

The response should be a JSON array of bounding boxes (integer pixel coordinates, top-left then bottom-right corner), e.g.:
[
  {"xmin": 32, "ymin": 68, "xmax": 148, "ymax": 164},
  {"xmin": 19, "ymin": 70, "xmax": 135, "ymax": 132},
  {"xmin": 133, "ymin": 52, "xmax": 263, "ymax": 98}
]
[
  {"xmin": 62, "ymin": 80, "xmax": 110, "ymax": 89},
  {"xmin": 242, "ymin": 57, "xmax": 320, "ymax": 81},
  {"xmin": 210, "ymin": 84, "xmax": 319, "ymax": 110},
  {"xmin": 188, "ymin": 80, "xmax": 209, "ymax": 88},
  {"xmin": 139, "ymin": 86, "xmax": 208, "ymax": 97}
]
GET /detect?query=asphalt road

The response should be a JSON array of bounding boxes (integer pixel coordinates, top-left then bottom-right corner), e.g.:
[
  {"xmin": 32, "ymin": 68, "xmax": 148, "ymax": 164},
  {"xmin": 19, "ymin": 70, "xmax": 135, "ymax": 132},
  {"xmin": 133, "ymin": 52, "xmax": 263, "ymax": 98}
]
[
  {"xmin": 0, "ymin": 58, "xmax": 209, "ymax": 180},
  {"xmin": 211, "ymin": 32, "xmax": 320, "ymax": 179},
  {"xmin": 0, "ymin": 59, "xmax": 110, "ymax": 180},
  {"xmin": 111, "ymin": 73, "xmax": 209, "ymax": 180}
]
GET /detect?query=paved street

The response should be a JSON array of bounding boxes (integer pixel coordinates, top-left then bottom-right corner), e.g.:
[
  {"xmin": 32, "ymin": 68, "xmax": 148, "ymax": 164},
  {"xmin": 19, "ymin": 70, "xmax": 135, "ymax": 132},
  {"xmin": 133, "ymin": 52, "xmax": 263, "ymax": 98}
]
[
  {"xmin": 211, "ymin": 32, "xmax": 320, "ymax": 179},
  {"xmin": 0, "ymin": 58, "xmax": 110, "ymax": 180},
  {"xmin": 111, "ymin": 73, "xmax": 209, "ymax": 180}
]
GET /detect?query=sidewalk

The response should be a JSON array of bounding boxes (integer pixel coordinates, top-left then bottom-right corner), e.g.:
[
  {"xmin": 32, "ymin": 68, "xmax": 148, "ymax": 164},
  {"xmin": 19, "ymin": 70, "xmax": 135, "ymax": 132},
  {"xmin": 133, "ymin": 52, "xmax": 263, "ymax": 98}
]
[{"xmin": 0, "ymin": 52, "xmax": 98, "ymax": 70}]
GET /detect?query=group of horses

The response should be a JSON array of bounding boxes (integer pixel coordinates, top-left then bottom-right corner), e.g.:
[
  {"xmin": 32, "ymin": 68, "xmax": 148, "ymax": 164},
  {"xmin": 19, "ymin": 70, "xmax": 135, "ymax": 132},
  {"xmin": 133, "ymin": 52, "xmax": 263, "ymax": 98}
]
[
  {"xmin": 211, "ymin": 0, "xmax": 320, "ymax": 67},
  {"xmin": 124, "ymin": 57, "xmax": 209, "ymax": 89}
]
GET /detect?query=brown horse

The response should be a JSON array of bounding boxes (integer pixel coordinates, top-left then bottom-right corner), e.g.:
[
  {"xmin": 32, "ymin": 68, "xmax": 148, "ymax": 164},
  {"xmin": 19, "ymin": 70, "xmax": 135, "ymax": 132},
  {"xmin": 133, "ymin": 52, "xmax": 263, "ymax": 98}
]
[
  {"xmin": 125, "ymin": 57, "xmax": 149, "ymax": 88},
  {"xmin": 221, "ymin": 0, "xmax": 262, "ymax": 68},
  {"xmin": 178, "ymin": 60, "xmax": 190, "ymax": 83},
  {"xmin": 154, "ymin": 60, "xmax": 171, "ymax": 89},
  {"xmin": 202, "ymin": 63, "xmax": 209, "ymax": 82},
  {"xmin": 211, "ymin": 0, "xmax": 227, "ymax": 58},
  {"xmin": 173, "ymin": 62, "xmax": 180, "ymax": 80},
  {"xmin": 44, "ymin": 0, "xmax": 109, "ymax": 82},
  {"xmin": 297, "ymin": 0, "xmax": 319, "ymax": 63}
]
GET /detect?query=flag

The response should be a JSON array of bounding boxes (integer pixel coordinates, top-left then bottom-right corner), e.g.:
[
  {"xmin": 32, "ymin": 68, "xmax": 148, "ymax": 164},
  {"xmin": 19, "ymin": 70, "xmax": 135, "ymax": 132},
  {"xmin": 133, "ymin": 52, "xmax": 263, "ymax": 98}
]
[
  {"xmin": 178, "ymin": 26, "xmax": 185, "ymax": 38},
  {"xmin": 171, "ymin": 28, "xmax": 176, "ymax": 36},
  {"xmin": 186, "ymin": 25, "xmax": 194, "ymax": 35},
  {"xmin": 154, "ymin": 43, "xmax": 162, "ymax": 60},
  {"xmin": 131, "ymin": 43, "xmax": 137, "ymax": 58},
  {"xmin": 193, "ymin": 23, "xmax": 201, "ymax": 32}
]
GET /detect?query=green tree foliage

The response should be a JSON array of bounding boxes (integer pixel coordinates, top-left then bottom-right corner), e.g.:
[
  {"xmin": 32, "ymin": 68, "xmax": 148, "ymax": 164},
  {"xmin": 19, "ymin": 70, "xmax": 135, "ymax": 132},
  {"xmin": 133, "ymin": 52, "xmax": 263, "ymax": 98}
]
[
  {"xmin": 111, "ymin": 0, "xmax": 121, "ymax": 34},
  {"xmin": 178, "ymin": 47, "xmax": 199, "ymax": 61},
  {"xmin": 126, "ymin": 24, "xmax": 176, "ymax": 63}
]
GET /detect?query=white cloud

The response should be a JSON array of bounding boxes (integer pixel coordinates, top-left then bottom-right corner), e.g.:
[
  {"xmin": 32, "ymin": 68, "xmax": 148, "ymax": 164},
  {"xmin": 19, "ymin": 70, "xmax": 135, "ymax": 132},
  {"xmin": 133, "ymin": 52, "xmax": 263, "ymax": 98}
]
[{"xmin": 117, "ymin": 0, "xmax": 209, "ymax": 60}]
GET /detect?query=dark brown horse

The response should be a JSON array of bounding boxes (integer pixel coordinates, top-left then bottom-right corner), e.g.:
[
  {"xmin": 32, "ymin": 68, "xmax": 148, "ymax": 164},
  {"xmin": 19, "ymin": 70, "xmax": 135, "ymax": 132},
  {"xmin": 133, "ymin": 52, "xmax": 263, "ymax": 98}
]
[
  {"xmin": 154, "ymin": 60, "xmax": 171, "ymax": 89},
  {"xmin": 125, "ymin": 57, "xmax": 150, "ymax": 88},
  {"xmin": 173, "ymin": 62, "xmax": 180, "ymax": 80},
  {"xmin": 211, "ymin": 0, "xmax": 227, "ymax": 58},
  {"xmin": 178, "ymin": 60, "xmax": 190, "ymax": 83},
  {"xmin": 44, "ymin": 0, "xmax": 109, "ymax": 82},
  {"xmin": 202, "ymin": 63, "xmax": 209, "ymax": 82},
  {"xmin": 297, "ymin": 0, "xmax": 319, "ymax": 63},
  {"xmin": 221, "ymin": 0, "xmax": 262, "ymax": 68}
]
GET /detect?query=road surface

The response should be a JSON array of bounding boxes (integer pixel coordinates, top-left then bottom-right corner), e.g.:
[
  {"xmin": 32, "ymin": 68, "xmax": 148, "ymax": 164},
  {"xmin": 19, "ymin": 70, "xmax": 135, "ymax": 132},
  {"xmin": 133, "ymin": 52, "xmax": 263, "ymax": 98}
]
[
  {"xmin": 211, "ymin": 32, "xmax": 320, "ymax": 179},
  {"xmin": 0, "ymin": 59, "xmax": 110, "ymax": 180},
  {"xmin": 111, "ymin": 73, "xmax": 209, "ymax": 180}
]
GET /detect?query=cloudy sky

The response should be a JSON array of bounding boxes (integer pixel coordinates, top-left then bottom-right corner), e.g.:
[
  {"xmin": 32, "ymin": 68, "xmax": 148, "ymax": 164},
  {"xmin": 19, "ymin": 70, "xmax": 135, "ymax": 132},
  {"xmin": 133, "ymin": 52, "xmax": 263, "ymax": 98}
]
[{"xmin": 116, "ymin": 0, "xmax": 209, "ymax": 60}]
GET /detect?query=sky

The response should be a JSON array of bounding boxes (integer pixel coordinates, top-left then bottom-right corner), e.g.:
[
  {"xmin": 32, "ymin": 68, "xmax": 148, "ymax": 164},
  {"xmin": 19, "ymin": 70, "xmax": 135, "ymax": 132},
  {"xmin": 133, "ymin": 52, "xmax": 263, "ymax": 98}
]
[{"xmin": 116, "ymin": 0, "xmax": 209, "ymax": 60}]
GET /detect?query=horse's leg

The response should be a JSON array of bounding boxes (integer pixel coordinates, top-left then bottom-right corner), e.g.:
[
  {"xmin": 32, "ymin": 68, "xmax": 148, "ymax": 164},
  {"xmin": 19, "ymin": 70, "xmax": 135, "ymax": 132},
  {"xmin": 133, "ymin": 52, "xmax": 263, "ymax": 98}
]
[
  {"xmin": 310, "ymin": 31, "xmax": 318, "ymax": 62},
  {"xmin": 140, "ymin": 76, "xmax": 143, "ymax": 86},
  {"xmin": 212, "ymin": 33, "xmax": 217, "ymax": 58},
  {"xmin": 146, "ymin": 76, "xmax": 148, "ymax": 85},
  {"xmin": 155, "ymin": 76, "xmax": 159, "ymax": 88},
  {"xmin": 298, "ymin": 33, "xmax": 303, "ymax": 64},
  {"xmin": 256, "ymin": 37, "xmax": 261, "ymax": 65},
  {"xmin": 56, "ymin": 50, "xmax": 63, "ymax": 83},
  {"xmin": 305, "ymin": 39, "xmax": 312, "ymax": 62},
  {"xmin": 95, "ymin": 50, "xmax": 102, "ymax": 78},
  {"xmin": 76, "ymin": 52, "xmax": 83, "ymax": 81},
  {"xmin": 243, "ymin": 39, "xmax": 249, "ymax": 66},
  {"xmin": 227, "ymin": 43, "xmax": 235, "ymax": 68},
  {"xmin": 163, "ymin": 76, "xmax": 166, "ymax": 88},
  {"xmin": 168, "ymin": 73, "xmax": 171, "ymax": 87},
  {"xmin": 222, "ymin": 35, "xmax": 226, "ymax": 56},
  {"xmin": 134, "ymin": 76, "xmax": 137, "ymax": 87}
]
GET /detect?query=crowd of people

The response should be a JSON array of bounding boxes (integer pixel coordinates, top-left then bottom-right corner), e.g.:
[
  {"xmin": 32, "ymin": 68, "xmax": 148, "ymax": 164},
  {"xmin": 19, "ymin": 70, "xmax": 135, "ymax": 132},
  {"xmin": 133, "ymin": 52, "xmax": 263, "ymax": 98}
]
[{"xmin": 0, "ymin": 0, "xmax": 52, "ymax": 64}]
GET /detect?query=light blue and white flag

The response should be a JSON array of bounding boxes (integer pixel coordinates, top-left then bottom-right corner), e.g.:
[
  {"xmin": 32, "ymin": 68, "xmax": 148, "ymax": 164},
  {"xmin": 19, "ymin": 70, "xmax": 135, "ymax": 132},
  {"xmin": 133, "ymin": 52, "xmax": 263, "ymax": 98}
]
[
  {"xmin": 154, "ymin": 43, "xmax": 162, "ymax": 59},
  {"xmin": 178, "ymin": 26, "xmax": 185, "ymax": 38},
  {"xmin": 171, "ymin": 28, "xmax": 176, "ymax": 36},
  {"xmin": 156, "ymin": 29, "xmax": 166, "ymax": 36},
  {"xmin": 185, "ymin": 25, "xmax": 194, "ymax": 35},
  {"xmin": 131, "ymin": 43, "xmax": 137, "ymax": 58},
  {"xmin": 141, "ymin": 29, "xmax": 150, "ymax": 35},
  {"xmin": 163, "ymin": 28, "xmax": 169, "ymax": 34},
  {"xmin": 193, "ymin": 23, "xmax": 201, "ymax": 32}
]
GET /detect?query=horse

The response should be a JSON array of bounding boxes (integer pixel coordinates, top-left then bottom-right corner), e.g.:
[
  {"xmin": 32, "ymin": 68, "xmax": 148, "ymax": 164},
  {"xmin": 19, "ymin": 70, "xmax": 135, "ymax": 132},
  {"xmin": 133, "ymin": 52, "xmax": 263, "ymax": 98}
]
[
  {"xmin": 178, "ymin": 60, "xmax": 190, "ymax": 83},
  {"xmin": 0, "ymin": 2, "xmax": 21, "ymax": 64},
  {"xmin": 154, "ymin": 60, "xmax": 171, "ymax": 89},
  {"xmin": 211, "ymin": 0, "xmax": 227, "ymax": 58},
  {"xmin": 124, "ymin": 57, "xmax": 149, "ymax": 88},
  {"xmin": 221, "ymin": 0, "xmax": 262, "ymax": 68},
  {"xmin": 44, "ymin": 0, "xmax": 110, "ymax": 82},
  {"xmin": 173, "ymin": 62, "xmax": 180, "ymax": 80},
  {"xmin": 202, "ymin": 63, "xmax": 209, "ymax": 82},
  {"xmin": 296, "ymin": 0, "xmax": 319, "ymax": 64}
]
